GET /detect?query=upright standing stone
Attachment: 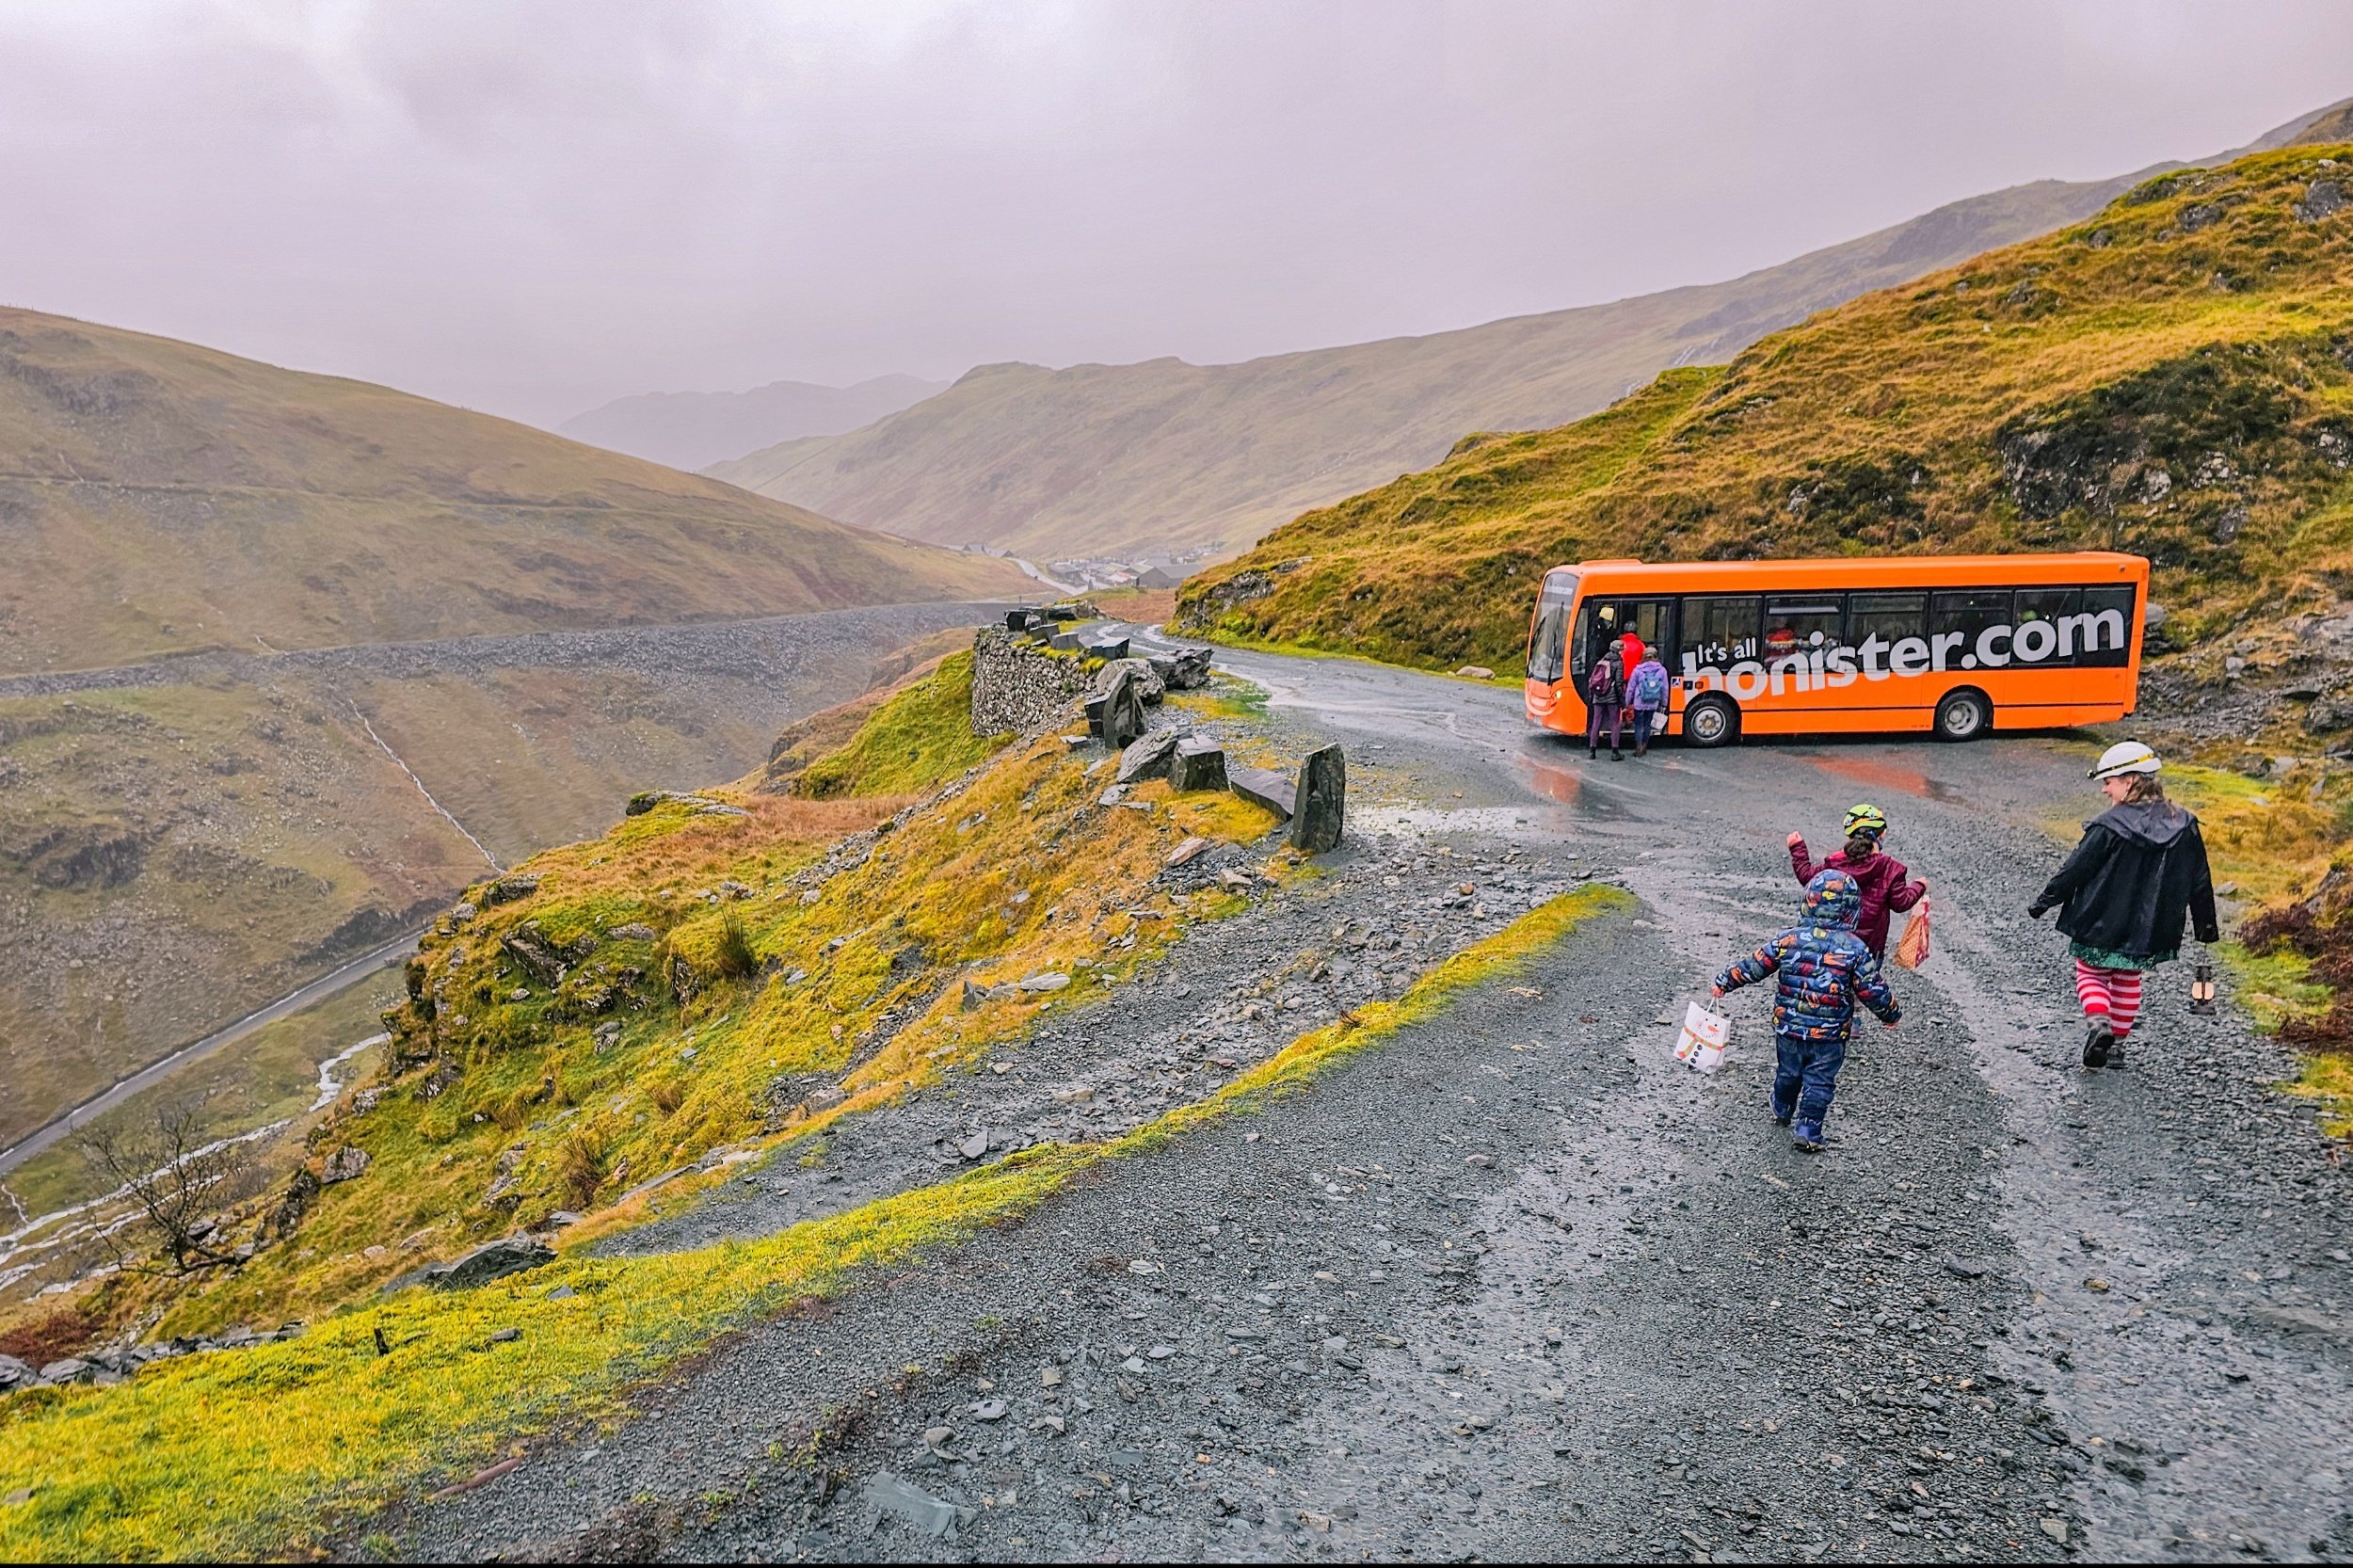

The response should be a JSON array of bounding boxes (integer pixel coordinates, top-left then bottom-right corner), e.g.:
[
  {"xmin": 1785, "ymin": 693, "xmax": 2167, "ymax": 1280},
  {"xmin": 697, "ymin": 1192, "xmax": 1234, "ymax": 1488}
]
[
  {"xmin": 1289, "ymin": 744, "xmax": 1345, "ymax": 853},
  {"xmin": 1091, "ymin": 666, "xmax": 1146, "ymax": 748},
  {"xmin": 1169, "ymin": 737, "xmax": 1228, "ymax": 792}
]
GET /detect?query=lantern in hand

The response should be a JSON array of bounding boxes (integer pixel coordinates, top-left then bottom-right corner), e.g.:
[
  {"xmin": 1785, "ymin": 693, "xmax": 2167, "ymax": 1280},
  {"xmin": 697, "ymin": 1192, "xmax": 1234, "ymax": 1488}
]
[{"xmin": 2190, "ymin": 960, "xmax": 2217, "ymax": 1016}]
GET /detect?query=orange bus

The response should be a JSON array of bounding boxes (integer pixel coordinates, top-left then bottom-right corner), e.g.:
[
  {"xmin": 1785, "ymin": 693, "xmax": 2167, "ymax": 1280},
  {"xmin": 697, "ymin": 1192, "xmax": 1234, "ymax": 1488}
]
[{"xmin": 1523, "ymin": 552, "xmax": 2149, "ymax": 746}]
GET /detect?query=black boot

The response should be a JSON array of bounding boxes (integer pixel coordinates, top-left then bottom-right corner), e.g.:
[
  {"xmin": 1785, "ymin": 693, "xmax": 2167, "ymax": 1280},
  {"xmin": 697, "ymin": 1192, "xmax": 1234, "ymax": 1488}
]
[{"xmin": 2082, "ymin": 1017, "xmax": 2113, "ymax": 1069}]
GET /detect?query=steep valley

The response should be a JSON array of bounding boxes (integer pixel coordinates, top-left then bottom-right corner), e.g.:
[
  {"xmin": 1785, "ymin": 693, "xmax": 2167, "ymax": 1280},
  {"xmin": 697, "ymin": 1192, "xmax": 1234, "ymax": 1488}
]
[
  {"xmin": 0, "ymin": 303, "xmax": 1037, "ymax": 1155},
  {"xmin": 0, "ymin": 601, "xmax": 1008, "ymax": 1153}
]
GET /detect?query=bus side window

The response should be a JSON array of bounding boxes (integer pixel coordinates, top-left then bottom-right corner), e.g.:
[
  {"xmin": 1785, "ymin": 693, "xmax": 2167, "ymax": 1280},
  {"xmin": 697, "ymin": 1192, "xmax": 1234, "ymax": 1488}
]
[
  {"xmin": 1929, "ymin": 589, "xmax": 2017, "ymax": 670},
  {"xmin": 1678, "ymin": 595, "xmax": 1761, "ymax": 681},
  {"xmin": 2070, "ymin": 586, "xmax": 2136, "ymax": 667},
  {"xmin": 1762, "ymin": 596, "xmax": 1845, "ymax": 662},
  {"xmin": 2013, "ymin": 587, "xmax": 2084, "ymax": 666},
  {"xmin": 1847, "ymin": 593, "xmax": 1925, "ymax": 657}
]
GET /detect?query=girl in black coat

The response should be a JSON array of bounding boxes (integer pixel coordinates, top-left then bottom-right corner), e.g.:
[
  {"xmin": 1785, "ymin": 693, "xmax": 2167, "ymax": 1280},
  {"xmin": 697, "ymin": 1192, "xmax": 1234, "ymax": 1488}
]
[{"xmin": 2029, "ymin": 742, "xmax": 2219, "ymax": 1068}]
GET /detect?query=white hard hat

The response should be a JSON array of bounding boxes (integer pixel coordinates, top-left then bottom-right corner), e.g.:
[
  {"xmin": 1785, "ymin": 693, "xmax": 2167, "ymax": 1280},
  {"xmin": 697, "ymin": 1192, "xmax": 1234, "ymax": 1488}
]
[{"xmin": 2089, "ymin": 740, "xmax": 2161, "ymax": 779}]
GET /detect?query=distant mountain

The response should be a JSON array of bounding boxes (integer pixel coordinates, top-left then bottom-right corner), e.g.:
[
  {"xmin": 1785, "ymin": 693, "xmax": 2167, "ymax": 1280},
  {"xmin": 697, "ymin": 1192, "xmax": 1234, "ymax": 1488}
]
[
  {"xmin": 0, "ymin": 311, "xmax": 1020, "ymax": 676},
  {"xmin": 1177, "ymin": 139, "xmax": 2353, "ymax": 678},
  {"xmin": 712, "ymin": 96, "xmax": 2353, "ymax": 565},
  {"xmin": 559, "ymin": 374, "xmax": 949, "ymax": 472}
]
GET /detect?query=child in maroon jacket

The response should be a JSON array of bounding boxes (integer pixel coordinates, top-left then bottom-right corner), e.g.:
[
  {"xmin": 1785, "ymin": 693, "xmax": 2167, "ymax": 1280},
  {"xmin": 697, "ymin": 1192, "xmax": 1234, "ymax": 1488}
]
[{"xmin": 1787, "ymin": 803, "xmax": 1927, "ymax": 961}]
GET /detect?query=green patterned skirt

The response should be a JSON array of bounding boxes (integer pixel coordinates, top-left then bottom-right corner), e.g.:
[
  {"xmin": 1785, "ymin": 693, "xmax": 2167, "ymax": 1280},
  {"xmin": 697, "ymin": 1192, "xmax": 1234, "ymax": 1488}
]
[{"xmin": 2069, "ymin": 939, "xmax": 2175, "ymax": 971}]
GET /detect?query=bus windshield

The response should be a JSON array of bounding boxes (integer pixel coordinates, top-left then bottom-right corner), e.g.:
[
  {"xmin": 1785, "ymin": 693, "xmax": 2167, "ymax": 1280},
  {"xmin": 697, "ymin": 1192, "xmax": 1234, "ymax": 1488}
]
[{"xmin": 1527, "ymin": 570, "xmax": 1578, "ymax": 682}]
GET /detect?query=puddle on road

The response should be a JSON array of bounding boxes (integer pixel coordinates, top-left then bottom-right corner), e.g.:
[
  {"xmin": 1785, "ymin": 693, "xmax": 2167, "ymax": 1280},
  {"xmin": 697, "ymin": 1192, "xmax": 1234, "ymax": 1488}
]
[
  {"xmin": 1786, "ymin": 748, "xmax": 1971, "ymax": 805},
  {"xmin": 1513, "ymin": 748, "xmax": 1640, "ymax": 819}
]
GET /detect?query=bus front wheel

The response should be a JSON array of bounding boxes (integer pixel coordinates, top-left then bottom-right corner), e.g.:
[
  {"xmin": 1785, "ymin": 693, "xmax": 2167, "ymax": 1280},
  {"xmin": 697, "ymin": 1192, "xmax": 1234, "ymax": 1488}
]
[
  {"xmin": 1935, "ymin": 688, "xmax": 1993, "ymax": 742},
  {"xmin": 1683, "ymin": 695, "xmax": 1739, "ymax": 748}
]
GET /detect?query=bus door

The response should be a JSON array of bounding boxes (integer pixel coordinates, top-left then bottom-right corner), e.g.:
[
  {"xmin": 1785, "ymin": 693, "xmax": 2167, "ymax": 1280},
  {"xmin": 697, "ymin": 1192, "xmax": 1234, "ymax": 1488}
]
[{"xmin": 1571, "ymin": 596, "xmax": 1678, "ymax": 708}]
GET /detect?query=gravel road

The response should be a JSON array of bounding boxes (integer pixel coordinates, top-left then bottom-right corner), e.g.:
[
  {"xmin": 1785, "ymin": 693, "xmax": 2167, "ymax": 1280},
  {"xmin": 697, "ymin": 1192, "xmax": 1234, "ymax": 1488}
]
[{"xmin": 407, "ymin": 637, "xmax": 2353, "ymax": 1564}]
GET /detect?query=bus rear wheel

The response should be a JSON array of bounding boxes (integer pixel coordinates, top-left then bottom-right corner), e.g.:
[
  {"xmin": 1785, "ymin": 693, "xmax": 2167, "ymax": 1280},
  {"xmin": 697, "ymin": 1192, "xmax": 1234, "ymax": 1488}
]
[
  {"xmin": 1683, "ymin": 695, "xmax": 1739, "ymax": 748},
  {"xmin": 1935, "ymin": 688, "xmax": 1992, "ymax": 742}
]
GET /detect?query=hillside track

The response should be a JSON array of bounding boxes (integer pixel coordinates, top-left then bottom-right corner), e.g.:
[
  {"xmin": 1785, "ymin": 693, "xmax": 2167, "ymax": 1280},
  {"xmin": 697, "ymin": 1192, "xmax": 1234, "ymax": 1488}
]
[{"xmin": 415, "ymin": 643, "xmax": 2353, "ymax": 1563}]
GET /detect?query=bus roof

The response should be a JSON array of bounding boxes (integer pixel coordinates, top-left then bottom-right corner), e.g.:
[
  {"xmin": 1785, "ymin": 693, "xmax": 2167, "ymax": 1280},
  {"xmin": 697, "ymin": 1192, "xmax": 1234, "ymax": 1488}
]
[{"xmin": 1555, "ymin": 552, "xmax": 2146, "ymax": 588}]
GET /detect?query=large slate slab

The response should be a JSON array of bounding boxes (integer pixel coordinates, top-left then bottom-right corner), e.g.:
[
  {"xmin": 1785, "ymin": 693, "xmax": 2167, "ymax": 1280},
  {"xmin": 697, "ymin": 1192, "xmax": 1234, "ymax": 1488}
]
[
  {"xmin": 1227, "ymin": 764, "xmax": 1295, "ymax": 821},
  {"xmin": 1116, "ymin": 729, "xmax": 1179, "ymax": 784},
  {"xmin": 420, "ymin": 1236, "xmax": 556, "ymax": 1291}
]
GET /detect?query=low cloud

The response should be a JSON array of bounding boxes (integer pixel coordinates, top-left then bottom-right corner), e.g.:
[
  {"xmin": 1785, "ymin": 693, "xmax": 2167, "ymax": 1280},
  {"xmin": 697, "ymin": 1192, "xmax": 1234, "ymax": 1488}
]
[{"xmin": 3, "ymin": 0, "xmax": 2346, "ymax": 425}]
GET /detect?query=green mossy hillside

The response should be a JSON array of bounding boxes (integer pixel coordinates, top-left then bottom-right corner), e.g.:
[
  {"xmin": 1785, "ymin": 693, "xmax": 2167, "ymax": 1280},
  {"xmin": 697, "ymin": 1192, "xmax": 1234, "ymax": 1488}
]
[
  {"xmin": 1176, "ymin": 145, "xmax": 2353, "ymax": 672},
  {"xmin": 86, "ymin": 715, "xmax": 1277, "ymax": 1342},
  {"xmin": 792, "ymin": 650, "xmax": 1011, "ymax": 798}
]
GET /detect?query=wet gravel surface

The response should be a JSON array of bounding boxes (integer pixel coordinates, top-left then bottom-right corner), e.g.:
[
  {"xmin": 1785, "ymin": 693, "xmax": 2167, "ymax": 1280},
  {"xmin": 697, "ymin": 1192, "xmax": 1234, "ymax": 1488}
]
[{"xmin": 410, "ymin": 636, "xmax": 2353, "ymax": 1564}]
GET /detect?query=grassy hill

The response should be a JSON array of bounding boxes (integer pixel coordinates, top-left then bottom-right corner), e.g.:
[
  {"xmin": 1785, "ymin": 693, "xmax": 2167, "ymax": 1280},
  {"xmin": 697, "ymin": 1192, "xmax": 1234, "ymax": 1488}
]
[
  {"xmin": 0, "ymin": 308, "xmax": 1024, "ymax": 677},
  {"xmin": 556, "ymin": 373, "xmax": 948, "ymax": 473},
  {"xmin": 0, "ymin": 307, "xmax": 1027, "ymax": 1149},
  {"xmin": 1175, "ymin": 143, "xmax": 2353, "ymax": 675},
  {"xmin": 711, "ymin": 101, "xmax": 2353, "ymax": 563}
]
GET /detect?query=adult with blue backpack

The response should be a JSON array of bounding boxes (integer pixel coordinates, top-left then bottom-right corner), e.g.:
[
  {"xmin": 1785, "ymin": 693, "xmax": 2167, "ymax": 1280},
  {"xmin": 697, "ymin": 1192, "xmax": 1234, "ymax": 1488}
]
[{"xmin": 1625, "ymin": 647, "xmax": 1671, "ymax": 759}]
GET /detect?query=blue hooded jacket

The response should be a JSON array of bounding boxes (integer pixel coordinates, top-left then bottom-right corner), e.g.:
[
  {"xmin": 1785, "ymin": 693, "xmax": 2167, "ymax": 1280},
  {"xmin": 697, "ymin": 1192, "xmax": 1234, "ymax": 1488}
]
[{"xmin": 1715, "ymin": 869, "xmax": 1901, "ymax": 1041}]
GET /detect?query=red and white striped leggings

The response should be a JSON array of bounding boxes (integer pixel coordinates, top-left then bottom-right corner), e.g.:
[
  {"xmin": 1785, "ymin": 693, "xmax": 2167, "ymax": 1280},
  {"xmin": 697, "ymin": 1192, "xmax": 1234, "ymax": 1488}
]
[{"xmin": 2074, "ymin": 961, "xmax": 2145, "ymax": 1039}]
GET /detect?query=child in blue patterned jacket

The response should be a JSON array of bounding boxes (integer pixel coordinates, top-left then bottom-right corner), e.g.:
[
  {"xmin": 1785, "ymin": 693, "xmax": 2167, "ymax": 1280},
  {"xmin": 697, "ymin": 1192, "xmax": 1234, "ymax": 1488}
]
[{"xmin": 1712, "ymin": 868, "xmax": 1900, "ymax": 1152}]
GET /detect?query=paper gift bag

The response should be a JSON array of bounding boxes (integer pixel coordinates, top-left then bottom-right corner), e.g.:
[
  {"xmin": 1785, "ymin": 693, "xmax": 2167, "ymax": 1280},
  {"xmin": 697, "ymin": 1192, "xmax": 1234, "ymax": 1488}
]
[
  {"xmin": 1673, "ymin": 1000, "xmax": 1732, "ymax": 1074},
  {"xmin": 1892, "ymin": 898, "xmax": 1931, "ymax": 969}
]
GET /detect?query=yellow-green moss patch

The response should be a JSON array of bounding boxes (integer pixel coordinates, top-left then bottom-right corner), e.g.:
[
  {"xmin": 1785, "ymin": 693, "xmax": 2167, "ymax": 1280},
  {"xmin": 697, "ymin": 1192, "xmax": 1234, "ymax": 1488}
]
[{"xmin": 796, "ymin": 651, "xmax": 1011, "ymax": 799}]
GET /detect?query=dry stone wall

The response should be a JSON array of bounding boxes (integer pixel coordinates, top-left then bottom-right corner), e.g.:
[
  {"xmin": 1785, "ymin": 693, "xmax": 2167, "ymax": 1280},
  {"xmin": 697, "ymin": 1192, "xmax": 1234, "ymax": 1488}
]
[{"xmin": 969, "ymin": 626, "xmax": 1094, "ymax": 736}]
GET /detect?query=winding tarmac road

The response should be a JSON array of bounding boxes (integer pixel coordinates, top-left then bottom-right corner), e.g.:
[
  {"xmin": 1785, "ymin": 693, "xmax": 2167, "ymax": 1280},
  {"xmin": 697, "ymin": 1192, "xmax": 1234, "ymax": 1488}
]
[{"xmin": 0, "ymin": 931, "xmax": 420, "ymax": 1179}]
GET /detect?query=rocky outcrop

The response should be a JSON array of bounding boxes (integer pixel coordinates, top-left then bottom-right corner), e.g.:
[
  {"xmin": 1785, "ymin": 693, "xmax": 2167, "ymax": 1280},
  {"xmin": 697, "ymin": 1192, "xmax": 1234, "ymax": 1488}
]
[
  {"xmin": 419, "ymin": 1235, "xmax": 555, "ymax": 1290},
  {"xmin": 1172, "ymin": 558, "xmax": 1310, "ymax": 632},
  {"xmin": 480, "ymin": 873, "xmax": 540, "ymax": 906}
]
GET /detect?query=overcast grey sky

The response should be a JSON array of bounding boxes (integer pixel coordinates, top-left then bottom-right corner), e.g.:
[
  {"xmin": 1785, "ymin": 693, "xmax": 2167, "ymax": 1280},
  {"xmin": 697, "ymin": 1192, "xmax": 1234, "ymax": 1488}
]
[{"xmin": 4, "ymin": 1, "xmax": 2349, "ymax": 427}]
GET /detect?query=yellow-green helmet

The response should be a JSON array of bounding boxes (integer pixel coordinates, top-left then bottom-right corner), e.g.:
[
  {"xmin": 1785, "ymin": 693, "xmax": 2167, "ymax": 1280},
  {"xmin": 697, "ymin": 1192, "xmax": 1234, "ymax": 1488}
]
[{"xmin": 1842, "ymin": 803, "xmax": 1888, "ymax": 840}]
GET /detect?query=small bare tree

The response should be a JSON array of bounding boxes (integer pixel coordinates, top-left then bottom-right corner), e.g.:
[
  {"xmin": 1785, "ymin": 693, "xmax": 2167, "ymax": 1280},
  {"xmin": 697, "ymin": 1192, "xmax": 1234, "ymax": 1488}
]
[{"xmin": 76, "ymin": 1096, "xmax": 259, "ymax": 1275}]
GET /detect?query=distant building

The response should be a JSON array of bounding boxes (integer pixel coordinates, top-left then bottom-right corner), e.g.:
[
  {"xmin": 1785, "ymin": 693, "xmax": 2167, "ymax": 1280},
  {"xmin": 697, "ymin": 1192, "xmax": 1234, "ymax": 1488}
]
[{"xmin": 1135, "ymin": 563, "xmax": 1188, "ymax": 590}]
